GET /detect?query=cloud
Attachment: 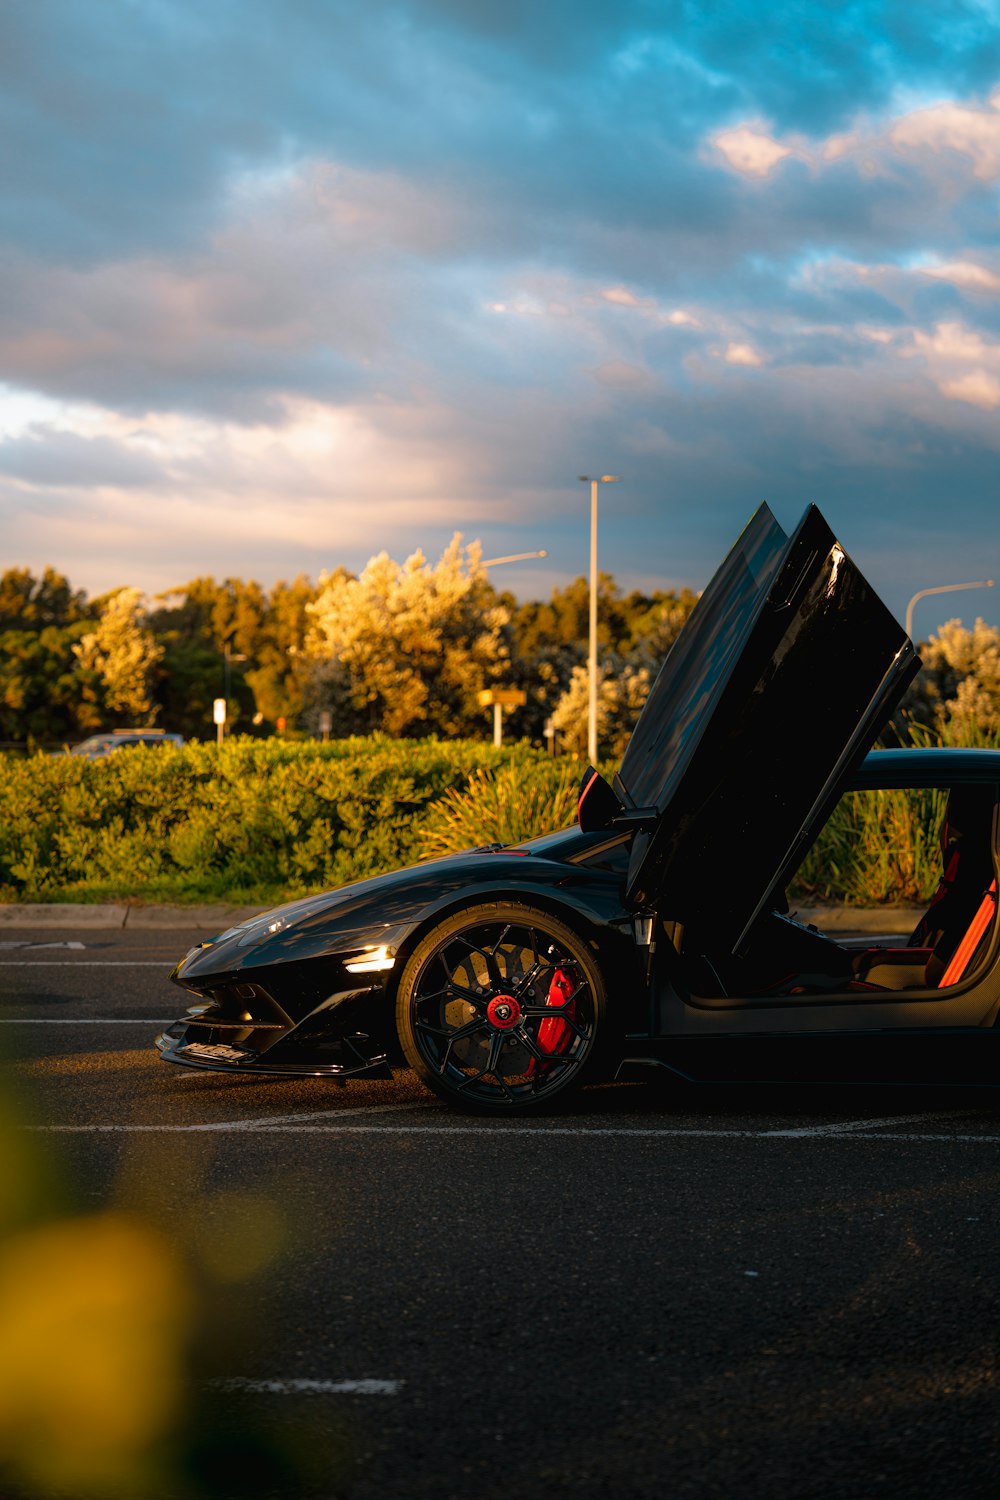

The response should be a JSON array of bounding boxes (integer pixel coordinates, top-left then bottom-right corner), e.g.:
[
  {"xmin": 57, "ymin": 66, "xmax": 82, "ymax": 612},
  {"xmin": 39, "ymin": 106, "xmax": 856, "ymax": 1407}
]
[
  {"xmin": 890, "ymin": 93, "xmax": 1000, "ymax": 179},
  {"xmin": 723, "ymin": 341, "xmax": 764, "ymax": 367},
  {"xmin": 908, "ymin": 321, "xmax": 1000, "ymax": 410},
  {"xmin": 5, "ymin": 0, "xmax": 1000, "ymax": 633},
  {"xmin": 0, "ymin": 427, "xmax": 165, "ymax": 489},
  {"xmin": 919, "ymin": 259, "xmax": 1000, "ymax": 293},
  {"xmin": 711, "ymin": 125, "xmax": 796, "ymax": 176},
  {"xmin": 937, "ymin": 370, "xmax": 1000, "ymax": 408}
]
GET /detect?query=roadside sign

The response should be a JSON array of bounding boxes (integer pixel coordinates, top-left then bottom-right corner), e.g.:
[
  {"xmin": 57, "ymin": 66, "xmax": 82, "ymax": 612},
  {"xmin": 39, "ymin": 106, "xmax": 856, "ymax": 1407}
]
[
  {"xmin": 478, "ymin": 687, "xmax": 526, "ymax": 748},
  {"xmin": 478, "ymin": 689, "xmax": 527, "ymax": 708}
]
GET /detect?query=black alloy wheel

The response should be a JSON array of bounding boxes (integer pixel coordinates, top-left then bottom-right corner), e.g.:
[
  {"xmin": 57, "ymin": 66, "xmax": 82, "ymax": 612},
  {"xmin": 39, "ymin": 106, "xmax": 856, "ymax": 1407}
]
[{"xmin": 396, "ymin": 903, "xmax": 608, "ymax": 1114}]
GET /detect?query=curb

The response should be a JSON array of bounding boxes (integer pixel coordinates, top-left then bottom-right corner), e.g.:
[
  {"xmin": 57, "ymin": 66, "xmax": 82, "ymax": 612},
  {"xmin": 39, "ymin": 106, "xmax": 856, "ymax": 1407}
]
[
  {"xmin": 0, "ymin": 904, "xmax": 265, "ymax": 930},
  {"xmin": 0, "ymin": 902, "xmax": 924, "ymax": 933},
  {"xmin": 795, "ymin": 907, "xmax": 923, "ymax": 933}
]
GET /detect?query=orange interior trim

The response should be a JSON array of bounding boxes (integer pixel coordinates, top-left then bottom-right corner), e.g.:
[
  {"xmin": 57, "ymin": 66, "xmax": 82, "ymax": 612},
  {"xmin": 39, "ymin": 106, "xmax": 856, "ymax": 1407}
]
[{"xmin": 939, "ymin": 879, "xmax": 998, "ymax": 988}]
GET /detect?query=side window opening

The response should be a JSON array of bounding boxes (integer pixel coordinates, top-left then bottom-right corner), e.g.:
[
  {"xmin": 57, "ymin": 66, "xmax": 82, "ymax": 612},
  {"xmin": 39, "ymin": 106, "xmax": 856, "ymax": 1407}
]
[
  {"xmin": 796, "ymin": 781, "xmax": 999, "ymax": 994},
  {"xmin": 681, "ymin": 782, "xmax": 1000, "ymax": 999}
]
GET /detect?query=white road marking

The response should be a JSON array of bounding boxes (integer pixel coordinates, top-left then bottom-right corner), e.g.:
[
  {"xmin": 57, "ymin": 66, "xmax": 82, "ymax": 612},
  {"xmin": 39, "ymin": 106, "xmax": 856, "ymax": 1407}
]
[
  {"xmin": 226, "ymin": 1100, "xmax": 440, "ymax": 1129},
  {"xmin": 22, "ymin": 1122, "xmax": 1000, "ymax": 1140},
  {"xmin": 761, "ymin": 1111, "xmax": 970, "ymax": 1137},
  {"xmin": 20, "ymin": 1101, "xmax": 441, "ymax": 1133},
  {"xmin": 0, "ymin": 1018, "xmax": 171, "ymax": 1024},
  {"xmin": 209, "ymin": 1378, "xmax": 402, "ymax": 1396},
  {"xmin": 180, "ymin": 1099, "xmax": 439, "ymax": 1131},
  {"xmin": 0, "ymin": 941, "xmax": 86, "ymax": 950}
]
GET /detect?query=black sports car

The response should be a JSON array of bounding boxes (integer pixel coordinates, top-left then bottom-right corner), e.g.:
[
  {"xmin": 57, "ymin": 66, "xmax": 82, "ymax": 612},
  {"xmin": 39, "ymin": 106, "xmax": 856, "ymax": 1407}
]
[{"xmin": 157, "ymin": 503, "xmax": 1000, "ymax": 1112}]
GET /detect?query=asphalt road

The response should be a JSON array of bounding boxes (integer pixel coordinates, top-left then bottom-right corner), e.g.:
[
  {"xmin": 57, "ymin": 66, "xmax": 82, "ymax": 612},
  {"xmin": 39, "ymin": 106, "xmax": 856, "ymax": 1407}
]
[{"xmin": 2, "ymin": 925, "xmax": 999, "ymax": 1500}]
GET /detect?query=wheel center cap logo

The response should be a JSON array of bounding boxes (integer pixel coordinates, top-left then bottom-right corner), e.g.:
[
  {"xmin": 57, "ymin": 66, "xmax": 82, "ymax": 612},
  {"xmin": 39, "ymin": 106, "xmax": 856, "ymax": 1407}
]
[{"xmin": 487, "ymin": 994, "xmax": 521, "ymax": 1029}]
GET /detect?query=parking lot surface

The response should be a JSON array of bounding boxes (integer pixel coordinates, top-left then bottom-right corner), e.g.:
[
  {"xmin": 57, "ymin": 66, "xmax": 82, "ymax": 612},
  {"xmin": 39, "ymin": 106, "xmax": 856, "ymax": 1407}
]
[{"xmin": 2, "ymin": 924, "xmax": 999, "ymax": 1499}]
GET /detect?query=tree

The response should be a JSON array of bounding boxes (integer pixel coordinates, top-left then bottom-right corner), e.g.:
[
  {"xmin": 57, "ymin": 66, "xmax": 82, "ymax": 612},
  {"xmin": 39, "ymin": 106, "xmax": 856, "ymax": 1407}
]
[
  {"xmin": 0, "ymin": 566, "xmax": 90, "ymax": 631},
  {"xmin": 244, "ymin": 574, "xmax": 325, "ymax": 728},
  {"xmin": 508, "ymin": 578, "xmax": 697, "ymax": 745},
  {"xmin": 0, "ymin": 568, "xmax": 96, "ymax": 744},
  {"xmin": 72, "ymin": 589, "xmax": 164, "ymax": 726},
  {"xmin": 305, "ymin": 537, "xmax": 510, "ymax": 737},
  {"xmin": 899, "ymin": 618, "xmax": 1000, "ymax": 738},
  {"xmin": 148, "ymin": 574, "xmax": 321, "ymax": 735},
  {"xmin": 550, "ymin": 655, "xmax": 653, "ymax": 759}
]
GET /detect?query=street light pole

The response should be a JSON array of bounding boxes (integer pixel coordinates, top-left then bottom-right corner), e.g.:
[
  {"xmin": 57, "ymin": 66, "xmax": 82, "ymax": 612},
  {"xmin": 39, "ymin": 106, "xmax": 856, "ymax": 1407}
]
[
  {"xmin": 905, "ymin": 580, "xmax": 994, "ymax": 641},
  {"xmin": 578, "ymin": 475, "xmax": 619, "ymax": 766},
  {"xmin": 222, "ymin": 640, "xmax": 247, "ymax": 739}
]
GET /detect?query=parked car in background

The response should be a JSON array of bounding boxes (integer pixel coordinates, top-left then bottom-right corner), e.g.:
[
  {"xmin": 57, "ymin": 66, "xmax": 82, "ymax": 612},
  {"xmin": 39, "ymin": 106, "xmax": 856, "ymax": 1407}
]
[{"xmin": 69, "ymin": 729, "xmax": 185, "ymax": 758}]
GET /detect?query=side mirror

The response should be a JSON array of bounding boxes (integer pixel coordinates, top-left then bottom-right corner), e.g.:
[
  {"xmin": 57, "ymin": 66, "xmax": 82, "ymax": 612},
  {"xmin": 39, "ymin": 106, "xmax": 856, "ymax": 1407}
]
[{"xmin": 577, "ymin": 766, "xmax": 623, "ymax": 831}]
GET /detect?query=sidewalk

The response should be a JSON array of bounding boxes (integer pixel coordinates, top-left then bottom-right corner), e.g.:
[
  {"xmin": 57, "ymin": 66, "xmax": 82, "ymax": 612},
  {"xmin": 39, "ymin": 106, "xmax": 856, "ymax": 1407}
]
[
  {"xmin": 0, "ymin": 903, "xmax": 264, "ymax": 929},
  {"xmin": 0, "ymin": 902, "xmax": 926, "ymax": 932}
]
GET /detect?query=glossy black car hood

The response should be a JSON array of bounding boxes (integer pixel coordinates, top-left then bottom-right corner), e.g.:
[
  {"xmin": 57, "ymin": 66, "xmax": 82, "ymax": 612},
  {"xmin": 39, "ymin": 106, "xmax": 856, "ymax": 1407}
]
[
  {"xmin": 615, "ymin": 503, "xmax": 919, "ymax": 951},
  {"xmin": 177, "ymin": 829, "xmax": 620, "ymax": 980}
]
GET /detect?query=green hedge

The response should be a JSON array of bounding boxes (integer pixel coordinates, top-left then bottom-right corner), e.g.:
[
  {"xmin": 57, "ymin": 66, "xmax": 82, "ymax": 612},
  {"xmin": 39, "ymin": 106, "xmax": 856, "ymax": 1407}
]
[
  {"xmin": 0, "ymin": 736, "xmax": 954, "ymax": 908},
  {"xmin": 0, "ymin": 738, "xmax": 592, "ymax": 905}
]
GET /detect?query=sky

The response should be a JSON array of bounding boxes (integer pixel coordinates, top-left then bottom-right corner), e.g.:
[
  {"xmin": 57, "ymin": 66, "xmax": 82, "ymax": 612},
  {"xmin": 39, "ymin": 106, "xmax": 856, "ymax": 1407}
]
[{"xmin": 5, "ymin": 0, "xmax": 1000, "ymax": 637}]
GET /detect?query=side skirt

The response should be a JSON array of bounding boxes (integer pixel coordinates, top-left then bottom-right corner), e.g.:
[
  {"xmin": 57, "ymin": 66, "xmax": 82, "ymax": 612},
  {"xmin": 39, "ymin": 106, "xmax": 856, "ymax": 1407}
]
[{"xmin": 615, "ymin": 1029, "xmax": 1000, "ymax": 1087}]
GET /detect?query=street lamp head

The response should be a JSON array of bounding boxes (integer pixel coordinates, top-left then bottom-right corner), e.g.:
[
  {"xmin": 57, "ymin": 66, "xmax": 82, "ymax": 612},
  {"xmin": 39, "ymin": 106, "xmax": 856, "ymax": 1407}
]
[
  {"xmin": 480, "ymin": 550, "xmax": 549, "ymax": 568},
  {"xmin": 578, "ymin": 474, "xmax": 621, "ymax": 484},
  {"xmin": 904, "ymin": 578, "xmax": 997, "ymax": 642}
]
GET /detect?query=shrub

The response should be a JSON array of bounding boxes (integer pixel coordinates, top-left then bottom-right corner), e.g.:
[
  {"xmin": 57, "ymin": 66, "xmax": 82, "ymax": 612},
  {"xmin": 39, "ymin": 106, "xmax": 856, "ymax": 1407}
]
[
  {"xmin": 2, "ymin": 725, "xmax": 978, "ymax": 910},
  {"xmin": 0, "ymin": 737, "xmax": 571, "ymax": 904},
  {"xmin": 418, "ymin": 760, "xmax": 581, "ymax": 858}
]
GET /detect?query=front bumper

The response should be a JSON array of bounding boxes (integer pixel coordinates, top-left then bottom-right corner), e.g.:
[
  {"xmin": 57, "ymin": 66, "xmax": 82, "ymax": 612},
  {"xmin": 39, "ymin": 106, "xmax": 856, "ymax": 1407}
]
[{"xmin": 157, "ymin": 964, "xmax": 395, "ymax": 1079}]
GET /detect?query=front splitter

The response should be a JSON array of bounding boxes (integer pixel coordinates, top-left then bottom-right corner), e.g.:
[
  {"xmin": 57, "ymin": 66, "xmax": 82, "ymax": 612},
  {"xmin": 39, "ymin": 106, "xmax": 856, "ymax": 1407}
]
[{"xmin": 155, "ymin": 1035, "xmax": 392, "ymax": 1080}]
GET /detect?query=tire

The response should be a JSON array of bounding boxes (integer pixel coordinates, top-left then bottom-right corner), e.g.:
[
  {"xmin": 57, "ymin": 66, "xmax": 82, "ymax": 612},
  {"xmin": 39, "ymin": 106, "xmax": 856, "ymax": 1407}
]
[{"xmin": 396, "ymin": 902, "xmax": 608, "ymax": 1115}]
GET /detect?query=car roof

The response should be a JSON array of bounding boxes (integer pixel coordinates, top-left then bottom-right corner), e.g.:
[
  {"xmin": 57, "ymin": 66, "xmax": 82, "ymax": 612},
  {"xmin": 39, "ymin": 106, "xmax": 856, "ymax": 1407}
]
[{"xmin": 853, "ymin": 748, "xmax": 1000, "ymax": 787}]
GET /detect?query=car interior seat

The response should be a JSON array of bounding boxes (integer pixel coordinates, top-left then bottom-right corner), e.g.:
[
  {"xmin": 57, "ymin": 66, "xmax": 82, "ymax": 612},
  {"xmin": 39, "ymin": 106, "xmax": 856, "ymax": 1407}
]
[{"xmin": 852, "ymin": 784, "xmax": 998, "ymax": 991}]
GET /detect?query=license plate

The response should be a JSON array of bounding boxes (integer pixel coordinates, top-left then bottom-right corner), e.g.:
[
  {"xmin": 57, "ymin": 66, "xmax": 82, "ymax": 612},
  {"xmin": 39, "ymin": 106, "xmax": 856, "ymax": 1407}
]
[{"xmin": 181, "ymin": 1042, "xmax": 250, "ymax": 1063}]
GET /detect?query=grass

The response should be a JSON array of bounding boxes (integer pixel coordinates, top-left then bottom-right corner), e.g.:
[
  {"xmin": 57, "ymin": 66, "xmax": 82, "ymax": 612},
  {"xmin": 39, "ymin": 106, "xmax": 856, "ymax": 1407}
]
[
  {"xmin": 418, "ymin": 760, "xmax": 582, "ymax": 860},
  {"xmin": 789, "ymin": 786, "xmax": 947, "ymax": 907}
]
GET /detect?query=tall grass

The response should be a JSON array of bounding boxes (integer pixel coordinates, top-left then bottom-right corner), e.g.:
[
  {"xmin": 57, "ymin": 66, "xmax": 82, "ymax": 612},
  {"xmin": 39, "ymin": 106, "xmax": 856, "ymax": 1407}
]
[
  {"xmin": 790, "ymin": 716, "xmax": 1000, "ymax": 907},
  {"xmin": 418, "ymin": 761, "xmax": 582, "ymax": 859},
  {"xmin": 790, "ymin": 786, "xmax": 947, "ymax": 907}
]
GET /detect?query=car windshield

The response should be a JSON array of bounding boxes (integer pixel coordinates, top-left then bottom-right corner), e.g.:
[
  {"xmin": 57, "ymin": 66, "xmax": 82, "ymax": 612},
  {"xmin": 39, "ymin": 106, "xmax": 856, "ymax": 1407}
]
[{"xmin": 70, "ymin": 736, "xmax": 115, "ymax": 755}]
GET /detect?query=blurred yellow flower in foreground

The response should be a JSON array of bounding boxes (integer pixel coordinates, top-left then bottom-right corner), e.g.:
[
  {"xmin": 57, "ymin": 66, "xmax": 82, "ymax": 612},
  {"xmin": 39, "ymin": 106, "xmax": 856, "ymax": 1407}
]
[
  {"xmin": 191, "ymin": 1188, "xmax": 286, "ymax": 1284},
  {"xmin": 0, "ymin": 1210, "xmax": 194, "ymax": 1496}
]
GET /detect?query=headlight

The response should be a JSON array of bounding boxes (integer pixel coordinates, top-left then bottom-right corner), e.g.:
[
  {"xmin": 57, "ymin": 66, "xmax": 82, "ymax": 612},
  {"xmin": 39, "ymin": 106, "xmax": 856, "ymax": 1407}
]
[{"xmin": 344, "ymin": 944, "xmax": 396, "ymax": 974}]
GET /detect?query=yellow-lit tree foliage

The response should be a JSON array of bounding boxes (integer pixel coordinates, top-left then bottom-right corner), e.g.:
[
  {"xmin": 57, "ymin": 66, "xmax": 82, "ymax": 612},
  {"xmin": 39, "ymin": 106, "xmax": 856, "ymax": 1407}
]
[
  {"xmin": 72, "ymin": 588, "xmax": 164, "ymax": 727},
  {"xmin": 305, "ymin": 536, "xmax": 510, "ymax": 737}
]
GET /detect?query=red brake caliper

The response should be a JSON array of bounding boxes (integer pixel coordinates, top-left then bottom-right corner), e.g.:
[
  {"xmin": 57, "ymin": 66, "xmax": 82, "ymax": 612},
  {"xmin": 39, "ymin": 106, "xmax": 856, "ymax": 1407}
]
[{"xmin": 528, "ymin": 966, "xmax": 576, "ymax": 1074}]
